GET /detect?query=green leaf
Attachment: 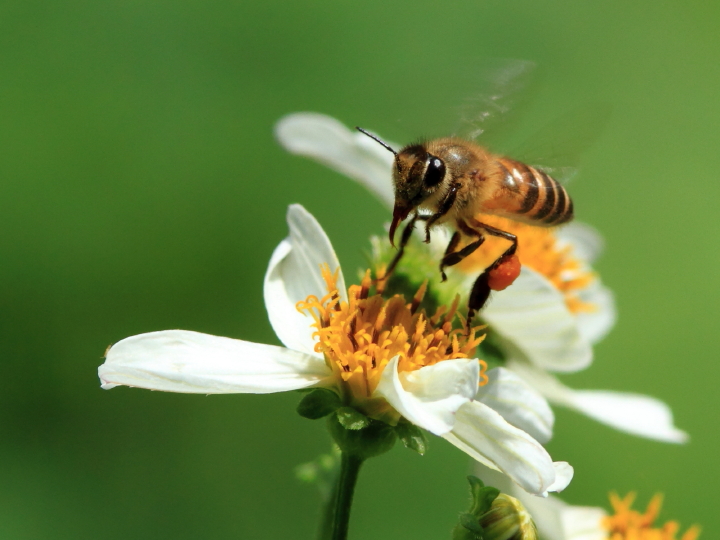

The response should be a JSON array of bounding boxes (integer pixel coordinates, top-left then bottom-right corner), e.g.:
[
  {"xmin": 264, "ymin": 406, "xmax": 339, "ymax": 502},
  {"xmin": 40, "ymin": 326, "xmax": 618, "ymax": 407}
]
[
  {"xmin": 335, "ymin": 407, "xmax": 371, "ymax": 430},
  {"xmin": 395, "ymin": 422, "xmax": 429, "ymax": 455},
  {"xmin": 296, "ymin": 388, "xmax": 342, "ymax": 420}
]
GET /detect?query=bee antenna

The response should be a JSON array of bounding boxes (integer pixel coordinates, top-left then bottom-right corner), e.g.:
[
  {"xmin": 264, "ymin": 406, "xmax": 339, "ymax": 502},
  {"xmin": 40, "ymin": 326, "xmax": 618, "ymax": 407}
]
[{"xmin": 356, "ymin": 127, "xmax": 397, "ymax": 156}]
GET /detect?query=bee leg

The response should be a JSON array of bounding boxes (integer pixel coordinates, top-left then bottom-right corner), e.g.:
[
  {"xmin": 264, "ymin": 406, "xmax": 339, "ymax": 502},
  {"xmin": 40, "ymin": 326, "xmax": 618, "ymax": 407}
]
[
  {"xmin": 439, "ymin": 232, "xmax": 485, "ymax": 282},
  {"xmin": 467, "ymin": 273, "xmax": 491, "ymax": 328},
  {"xmin": 439, "ymin": 232, "xmax": 461, "ymax": 281},
  {"xmin": 474, "ymin": 221, "xmax": 518, "ymax": 267},
  {"xmin": 423, "ymin": 183, "xmax": 460, "ymax": 243},
  {"xmin": 382, "ymin": 213, "xmax": 419, "ymax": 280},
  {"xmin": 465, "ymin": 222, "xmax": 519, "ymax": 330}
]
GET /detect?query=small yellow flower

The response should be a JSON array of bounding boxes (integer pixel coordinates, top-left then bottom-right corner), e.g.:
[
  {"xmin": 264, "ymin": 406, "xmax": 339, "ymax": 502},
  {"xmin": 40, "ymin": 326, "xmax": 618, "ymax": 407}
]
[{"xmin": 602, "ymin": 492, "xmax": 700, "ymax": 540}]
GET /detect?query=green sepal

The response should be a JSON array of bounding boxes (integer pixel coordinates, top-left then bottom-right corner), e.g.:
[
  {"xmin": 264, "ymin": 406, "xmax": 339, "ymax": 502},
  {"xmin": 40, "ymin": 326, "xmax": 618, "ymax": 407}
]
[
  {"xmin": 395, "ymin": 421, "xmax": 429, "ymax": 455},
  {"xmin": 335, "ymin": 407, "xmax": 371, "ymax": 430},
  {"xmin": 296, "ymin": 388, "xmax": 342, "ymax": 420},
  {"xmin": 326, "ymin": 414, "xmax": 397, "ymax": 460},
  {"xmin": 459, "ymin": 512, "xmax": 485, "ymax": 534},
  {"xmin": 452, "ymin": 516, "xmax": 483, "ymax": 540},
  {"xmin": 467, "ymin": 476, "xmax": 500, "ymax": 516}
]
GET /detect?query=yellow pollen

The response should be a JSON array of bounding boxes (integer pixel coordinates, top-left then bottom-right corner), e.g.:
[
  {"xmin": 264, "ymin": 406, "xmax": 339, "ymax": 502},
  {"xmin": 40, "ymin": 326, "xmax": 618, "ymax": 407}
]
[
  {"xmin": 601, "ymin": 492, "xmax": 701, "ymax": 540},
  {"xmin": 296, "ymin": 266, "xmax": 488, "ymax": 405},
  {"xmin": 457, "ymin": 215, "xmax": 596, "ymax": 313}
]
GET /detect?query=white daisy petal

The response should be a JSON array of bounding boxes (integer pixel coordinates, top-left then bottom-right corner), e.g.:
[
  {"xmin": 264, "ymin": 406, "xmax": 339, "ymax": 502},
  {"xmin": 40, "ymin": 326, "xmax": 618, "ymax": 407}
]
[
  {"xmin": 547, "ymin": 462, "xmax": 573, "ymax": 493},
  {"xmin": 264, "ymin": 204, "xmax": 346, "ymax": 354},
  {"xmin": 483, "ymin": 267, "xmax": 592, "ymax": 373},
  {"xmin": 574, "ymin": 278, "xmax": 617, "ymax": 344},
  {"xmin": 507, "ymin": 360, "xmax": 688, "ymax": 443},
  {"xmin": 275, "ymin": 112, "xmax": 396, "ymax": 207},
  {"xmin": 565, "ymin": 390, "xmax": 688, "ymax": 444},
  {"xmin": 99, "ymin": 330, "xmax": 333, "ymax": 394},
  {"xmin": 560, "ymin": 505, "xmax": 608, "ymax": 540},
  {"xmin": 373, "ymin": 356, "xmax": 479, "ymax": 436},
  {"xmin": 442, "ymin": 400, "xmax": 563, "ymax": 496},
  {"xmin": 476, "ymin": 367, "xmax": 555, "ymax": 444},
  {"xmin": 555, "ymin": 222, "xmax": 604, "ymax": 264}
]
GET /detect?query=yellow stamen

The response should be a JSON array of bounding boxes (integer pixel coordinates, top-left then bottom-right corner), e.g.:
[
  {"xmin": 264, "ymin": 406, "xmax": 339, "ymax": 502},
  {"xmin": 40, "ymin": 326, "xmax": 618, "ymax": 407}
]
[
  {"xmin": 601, "ymin": 492, "xmax": 701, "ymax": 540},
  {"xmin": 457, "ymin": 216, "xmax": 596, "ymax": 313},
  {"xmin": 296, "ymin": 266, "xmax": 488, "ymax": 414}
]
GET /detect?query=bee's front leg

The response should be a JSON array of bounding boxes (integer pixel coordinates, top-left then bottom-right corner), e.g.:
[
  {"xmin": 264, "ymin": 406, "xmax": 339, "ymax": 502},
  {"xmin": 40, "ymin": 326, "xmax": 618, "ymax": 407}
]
[{"xmin": 423, "ymin": 183, "xmax": 460, "ymax": 243}]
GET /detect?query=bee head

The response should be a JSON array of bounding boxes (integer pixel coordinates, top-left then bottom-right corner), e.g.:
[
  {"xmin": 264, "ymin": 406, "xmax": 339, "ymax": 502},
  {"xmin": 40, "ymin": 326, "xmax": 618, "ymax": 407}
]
[
  {"xmin": 354, "ymin": 127, "xmax": 447, "ymax": 246},
  {"xmin": 390, "ymin": 145, "xmax": 446, "ymax": 245}
]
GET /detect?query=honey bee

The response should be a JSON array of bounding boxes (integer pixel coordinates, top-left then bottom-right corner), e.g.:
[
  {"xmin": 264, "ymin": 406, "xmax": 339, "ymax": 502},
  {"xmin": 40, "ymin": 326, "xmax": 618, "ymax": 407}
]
[{"xmin": 356, "ymin": 128, "xmax": 573, "ymax": 324}]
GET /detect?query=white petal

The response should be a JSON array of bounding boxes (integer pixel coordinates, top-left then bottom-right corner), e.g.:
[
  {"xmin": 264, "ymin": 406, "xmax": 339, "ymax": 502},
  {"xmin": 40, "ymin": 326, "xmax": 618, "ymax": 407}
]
[
  {"xmin": 566, "ymin": 390, "xmax": 688, "ymax": 443},
  {"xmin": 442, "ymin": 400, "xmax": 565, "ymax": 496},
  {"xmin": 373, "ymin": 356, "xmax": 479, "ymax": 436},
  {"xmin": 476, "ymin": 367, "xmax": 555, "ymax": 444},
  {"xmin": 574, "ymin": 278, "xmax": 617, "ymax": 344},
  {"xmin": 98, "ymin": 330, "xmax": 333, "ymax": 393},
  {"xmin": 275, "ymin": 112, "xmax": 396, "ymax": 208},
  {"xmin": 264, "ymin": 204, "xmax": 346, "ymax": 354},
  {"xmin": 507, "ymin": 360, "xmax": 688, "ymax": 443},
  {"xmin": 555, "ymin": 222, "xmax": 604, "ymax": 264},
  {"xmin": 483, "ymin": 267, "xmax": 592, "ymax": 372},
  {"xmin": 547, "ymin": 462, "xmax": 573, "ymax": 493},
  {"xmin": 560, "ymin": 506, "xmax": 608, "ymax": 540}
]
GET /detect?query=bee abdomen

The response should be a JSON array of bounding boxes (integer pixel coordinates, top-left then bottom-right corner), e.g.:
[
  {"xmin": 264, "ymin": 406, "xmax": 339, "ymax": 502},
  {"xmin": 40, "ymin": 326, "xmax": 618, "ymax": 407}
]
[{"xmin": 499, "ymin": 158, "xmax": 573, "ymax": 226}]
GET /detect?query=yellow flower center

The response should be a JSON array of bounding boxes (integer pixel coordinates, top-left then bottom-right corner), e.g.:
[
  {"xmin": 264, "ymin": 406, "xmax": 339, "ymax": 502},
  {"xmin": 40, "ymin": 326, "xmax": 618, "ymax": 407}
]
[
  {"xmin": 602, "ymin": 492, "xmax": 700, "ymax": 540},
  {"xmin": 296, "ymin": 266, "xmax": 487, "ymax": 414},
  {"xmin": 457, "ymin": 216, "xmax": 595, "ymax": 313}
]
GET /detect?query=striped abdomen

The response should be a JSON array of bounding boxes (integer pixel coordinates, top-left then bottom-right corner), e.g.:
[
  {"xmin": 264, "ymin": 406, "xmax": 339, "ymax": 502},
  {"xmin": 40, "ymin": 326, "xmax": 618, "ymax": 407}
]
[{"xmin": 485, "ymin": 157, "xmax": 574, "ymax": 226}]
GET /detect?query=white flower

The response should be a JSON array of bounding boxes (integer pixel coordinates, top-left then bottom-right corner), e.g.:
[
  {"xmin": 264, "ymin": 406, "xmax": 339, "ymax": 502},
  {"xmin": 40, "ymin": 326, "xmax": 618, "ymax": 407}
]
[
  {"xmin": 275, "ymin": 112, "xmax": 686, "ymax": 444},
  {"xmin": 475, "ymin": 465, "xmax": 701, "ymax": 540},
  {"xmin": 477, "ymin": 465, "xmax": 607, "ymax": 540},
  {"xmin": 99, "ymin": 203, "xmax": 572, "ymax": 497}
]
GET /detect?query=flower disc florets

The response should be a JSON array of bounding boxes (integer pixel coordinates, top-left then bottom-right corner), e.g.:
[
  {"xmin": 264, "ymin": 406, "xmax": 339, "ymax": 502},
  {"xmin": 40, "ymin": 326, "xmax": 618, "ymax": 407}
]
[
  {"xmin": 296, "ymin": 265, "xmax": 487, "ymax": 418},
  {"xmin": 602, "ymin": 492, "xmax": 700, "ymax": 540}
]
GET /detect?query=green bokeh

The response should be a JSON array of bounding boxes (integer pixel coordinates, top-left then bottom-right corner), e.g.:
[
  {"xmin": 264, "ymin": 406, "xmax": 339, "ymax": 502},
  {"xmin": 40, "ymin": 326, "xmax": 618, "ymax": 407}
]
[{"xmin": 0, "ymin": 0, "xmax": 715, "ymax": 538}]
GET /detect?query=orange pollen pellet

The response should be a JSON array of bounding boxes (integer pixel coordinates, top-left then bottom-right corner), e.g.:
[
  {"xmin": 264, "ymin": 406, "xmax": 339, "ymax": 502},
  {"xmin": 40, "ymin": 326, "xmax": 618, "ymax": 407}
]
[{"xmin": 488, "ymin": 254, "xmax": 521, "ymax": 291}]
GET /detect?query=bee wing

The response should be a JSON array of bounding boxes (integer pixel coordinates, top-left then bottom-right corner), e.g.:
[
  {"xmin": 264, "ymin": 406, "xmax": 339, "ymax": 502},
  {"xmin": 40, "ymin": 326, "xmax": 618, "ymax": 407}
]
[
  {"xmin": 510, "ymin": 103, "xmax": 612, "ymax": 184},
  {"xmin": 451, "ymin": 59, "xmax": 538, "ymax": 141}
]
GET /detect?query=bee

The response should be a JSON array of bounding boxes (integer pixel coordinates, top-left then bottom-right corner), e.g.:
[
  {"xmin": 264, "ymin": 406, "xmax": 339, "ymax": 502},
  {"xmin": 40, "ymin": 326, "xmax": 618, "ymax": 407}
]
[{"xmin": 356, "ymin": 128, "xmax": 573, "ymax": 324}]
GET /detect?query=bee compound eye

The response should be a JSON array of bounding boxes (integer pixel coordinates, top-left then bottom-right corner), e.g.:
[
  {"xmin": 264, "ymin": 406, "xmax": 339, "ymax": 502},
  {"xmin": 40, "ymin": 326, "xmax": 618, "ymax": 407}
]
[{"xmin": 423, "ymin": 156, "xmax": 445, "ymax": 187}]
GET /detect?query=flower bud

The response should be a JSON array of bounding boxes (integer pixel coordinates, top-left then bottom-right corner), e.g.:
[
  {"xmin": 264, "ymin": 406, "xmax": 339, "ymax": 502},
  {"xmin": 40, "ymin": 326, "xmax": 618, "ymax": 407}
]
[{"xmin": 479, "ymin": 493, "xmax": 537, "ymax": 540}]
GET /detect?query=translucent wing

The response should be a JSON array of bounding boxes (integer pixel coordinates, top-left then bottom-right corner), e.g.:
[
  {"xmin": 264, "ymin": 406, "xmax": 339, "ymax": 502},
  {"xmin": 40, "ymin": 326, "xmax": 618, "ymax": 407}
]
[
  {"xmin": 509, "ymin": 103, "xmax": 612, "ymax": 184},
  {"xmin": 451, "ymin": 59, "xmax": 538, "ymax": 141}
]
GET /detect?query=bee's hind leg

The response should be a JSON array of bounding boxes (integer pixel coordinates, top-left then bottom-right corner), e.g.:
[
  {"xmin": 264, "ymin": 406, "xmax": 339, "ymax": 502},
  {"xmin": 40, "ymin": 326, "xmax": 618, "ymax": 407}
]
[{"xmin": 465, "ymin": 220, "xmax": 519, "ymax": 327}]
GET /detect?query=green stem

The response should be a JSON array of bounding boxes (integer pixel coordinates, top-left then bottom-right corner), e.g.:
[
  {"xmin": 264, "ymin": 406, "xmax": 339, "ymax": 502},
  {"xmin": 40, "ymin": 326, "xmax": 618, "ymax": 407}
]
[{"xmin": 330, "ymin": 453, "xmax": 364, "ymax": 540}]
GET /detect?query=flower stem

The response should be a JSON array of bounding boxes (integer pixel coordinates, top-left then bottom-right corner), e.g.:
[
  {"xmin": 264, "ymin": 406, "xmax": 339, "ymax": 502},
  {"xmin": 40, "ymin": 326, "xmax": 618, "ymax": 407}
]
[{"xmin": 330, "ymin": 452, "xmax": 364, "ymax": 540}]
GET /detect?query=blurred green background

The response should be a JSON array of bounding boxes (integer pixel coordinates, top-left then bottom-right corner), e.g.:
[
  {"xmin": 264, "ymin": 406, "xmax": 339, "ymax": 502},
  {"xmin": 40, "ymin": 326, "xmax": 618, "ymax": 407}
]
[{"xmin": 1, "ymin": 0, "xmax": 716, "ymax": 538}]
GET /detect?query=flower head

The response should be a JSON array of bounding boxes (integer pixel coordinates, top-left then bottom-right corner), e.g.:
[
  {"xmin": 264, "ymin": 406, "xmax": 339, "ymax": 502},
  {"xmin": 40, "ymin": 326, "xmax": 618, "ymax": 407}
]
[
  {"xmin": 275, "ymin": 112, "xmax": 687, "ymax": 444},
  {"xmin": 99, "ymin": 204, "xmax": 571, "ymax": 496},
  {"xmin": 476, "ymin": 466, "xmax": 700, "ymax": 540}
]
